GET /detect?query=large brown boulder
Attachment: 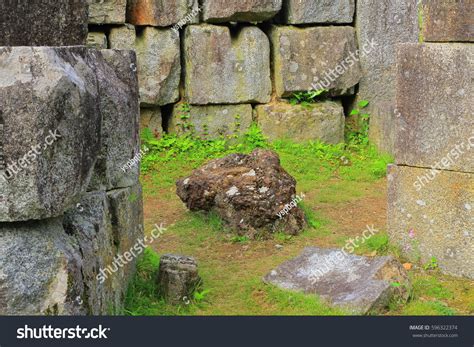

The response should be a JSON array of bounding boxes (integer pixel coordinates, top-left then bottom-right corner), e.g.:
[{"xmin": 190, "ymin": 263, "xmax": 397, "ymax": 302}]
[{"xmin": 176, "ymin": 149, "xmax": 306, "ymax": 237}]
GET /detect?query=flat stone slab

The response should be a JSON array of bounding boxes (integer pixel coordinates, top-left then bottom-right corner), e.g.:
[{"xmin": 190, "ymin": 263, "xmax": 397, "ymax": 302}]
[{"xmin": 264, "ymin": 247, "xmax": 410, "ymax": 314}]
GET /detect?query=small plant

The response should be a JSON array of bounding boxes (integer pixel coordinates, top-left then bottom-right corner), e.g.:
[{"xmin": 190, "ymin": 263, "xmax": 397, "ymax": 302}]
[
  {"xmin": 244, "ymin": 123, "xmax": 268, "ymax": 148},
  {"xmin": 230, "ymin": 235, "xmax": 250, "ymax": 243},
  {"xmin": 193, "ymin": 289, "xmax": 211, "ymax": 303},
  {"xmin": 423, "ymin": 257, "xmax": 439, "ymax": 271},
  {"xmin": 289, "ymin": 89, "xmax": 327, "ymax": 107},
  {"xmin": 346, "ymin": 100, "xmax": 370, "ymax": 146},
  {"xmin": 175, "ymin": 103, "xmax": 194, "ymax": 134}
]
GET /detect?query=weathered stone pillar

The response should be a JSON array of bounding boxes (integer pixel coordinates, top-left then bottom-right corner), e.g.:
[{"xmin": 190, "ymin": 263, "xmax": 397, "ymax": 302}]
[
  {"xmin": 0, "ymin": 1, "xmax": 144, "ymax": 314},
  {"xmin": 388, "ymin": 1, "xmax": 473, "ymax": 279}
]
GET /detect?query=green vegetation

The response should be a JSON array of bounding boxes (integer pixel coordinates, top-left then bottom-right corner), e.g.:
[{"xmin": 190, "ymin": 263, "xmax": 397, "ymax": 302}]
[
  {"xmin": 126, "ymin": 106, "xmax": 473, "ymax": 317},
  {"xmin": 288, "ymin": 89, "xmax": 328, "ymax": 107},
  {"xmin": 346, "ymin": 100, "xmax": 370, "ymax": 146},
  {"xmin": 418, "ymin": 3, "xmax": 425, "ymax": 43}
]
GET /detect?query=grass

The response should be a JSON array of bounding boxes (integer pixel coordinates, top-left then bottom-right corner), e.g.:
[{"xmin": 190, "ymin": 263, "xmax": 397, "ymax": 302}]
[{"xmin": 124, "ymin": 125, "xmax": 473, "ymax": 316}]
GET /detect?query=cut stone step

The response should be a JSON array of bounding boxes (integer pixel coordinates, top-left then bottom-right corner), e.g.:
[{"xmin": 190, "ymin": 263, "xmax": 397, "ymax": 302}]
[{"xmin": 263, "ymin": 247, "xmax": 410, "ymax": 315}]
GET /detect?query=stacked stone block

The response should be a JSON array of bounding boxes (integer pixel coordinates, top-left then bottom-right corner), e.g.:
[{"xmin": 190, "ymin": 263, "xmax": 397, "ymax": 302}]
[
  {"xmin": 388, "ymin": 1, "xmax": 473, "ymax": 279},
  {"xmin": 86, "ymin": 0, "xmax": 362, "ymax": 144},
  {"xmin": 0, "ymin": 2, "xmax": 143, "ymax": 314},
  {"xmin": 355, "ymin": 0, "xmax": 420, "ymax": 154}
]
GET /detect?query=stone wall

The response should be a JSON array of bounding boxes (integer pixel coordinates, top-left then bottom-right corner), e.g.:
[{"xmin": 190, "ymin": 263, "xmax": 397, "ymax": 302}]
[
  {"xmin": 86, "ymin": 0, "xmax": 365, "ymax": 144},
  {"xmin": 388, "ymin": 1, "xmax": 473, "ymax": 279},
  {"xmin": 0, "ymin": 1, "xmax": 143, "ymax": 314}
]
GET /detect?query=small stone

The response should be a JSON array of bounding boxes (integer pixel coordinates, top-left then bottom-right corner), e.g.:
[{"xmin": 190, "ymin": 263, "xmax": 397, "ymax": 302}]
[
  {"xmin": 275, "ymin": 244, "xmax": 284, "ymax": 250},
  {"xmin": 264, "ymin": 247, "xmax": 411, "ymax": 314},
  {"xmin": 157, "ymin": 254, "xmax": 201, "ymax": 305}
]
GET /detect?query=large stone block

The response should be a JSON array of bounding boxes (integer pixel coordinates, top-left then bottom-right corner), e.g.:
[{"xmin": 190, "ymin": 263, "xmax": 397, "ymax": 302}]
[
  {"xmin": 184, "ymin": 25, "xmax": 271, "ymax": 105},
  {"xmin": 270, "ymin": 26, "xmax": 361, "ymax": 98},
  {"xmin": 127, "ymin": 0, "xmax": 199, "ymax": 26},
  {"xmin": 387, "ymin": 165, "xmax": 474, "ymax": 279},
  {"xmin": 0, "ymin": 47, "xmax": 101, "ymax": 221},
  {"xmin": 88, "ymin": 0, "xmax": 127, "ymax": 24},
  {"xmin": 106, "ymin": 184, "xmax": 144, "ymax": 281},
  {"xmin": 420, "ymin": 0, "xmax": 474, "ymax": 42},
  {"xmin": 0, "ymin": 0, "xmax": 88, "ymax": 46},
  {"xmin": 283, "ymin": 0, "xmax": 355, "ymax": 24},
  {"xmin": 169, "ymin": 103, "xmax": 253, "ymax": 139},
  {"xmin": 109, "ymin": 24, "xmax": 137, "ymax": 50},
  {"xmin": 62, "ymin": 191, "xmax": 118, "ymax": 315},
  {"xmin": 88, "ymin": 50, "xmax": 141, "ymax": 191},
  {"xmin": 0, "ymin": 186, "xmax": 144, "ymax": 315},
  {"xmin": 264, "ymin": 247, "xmax": 410, "ymax": 314},
  {"xmin": 0, "ymin": 218, "xmax": 83, "ymax": 315},
  {"xmin": 356, "ymin": 0, "xmax": 419, "ymax": 154},
  {"xmin": 255, "ymin": 100, "xmax": 344, "ymax": 143},
  {"xmin": 135, "ymin": 27, "xmax": 181, "ymax": 106},
  {"xmin": 395, "ymin": 43, "xmax": 474, "ymax": 173},
  {"xmin": 202, "ymin": 0, "xmax": 282, "ymax": 23}
]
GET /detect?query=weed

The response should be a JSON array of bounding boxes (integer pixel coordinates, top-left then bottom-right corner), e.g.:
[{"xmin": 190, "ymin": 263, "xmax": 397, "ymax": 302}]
[
  {"xmin": 423, "ymin": 257, "xmax": 439, "ymax": 271},
  {"xmin": 288, "ymin": 89, "xmax": 328, "ymax": 107},
  {"xmin": 230, "ymin": 235, "xmax": 250, "ymax": 244},
  {"xmin": 346, "ymin": 100, "xmax": 370, "ymax": 146}
]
